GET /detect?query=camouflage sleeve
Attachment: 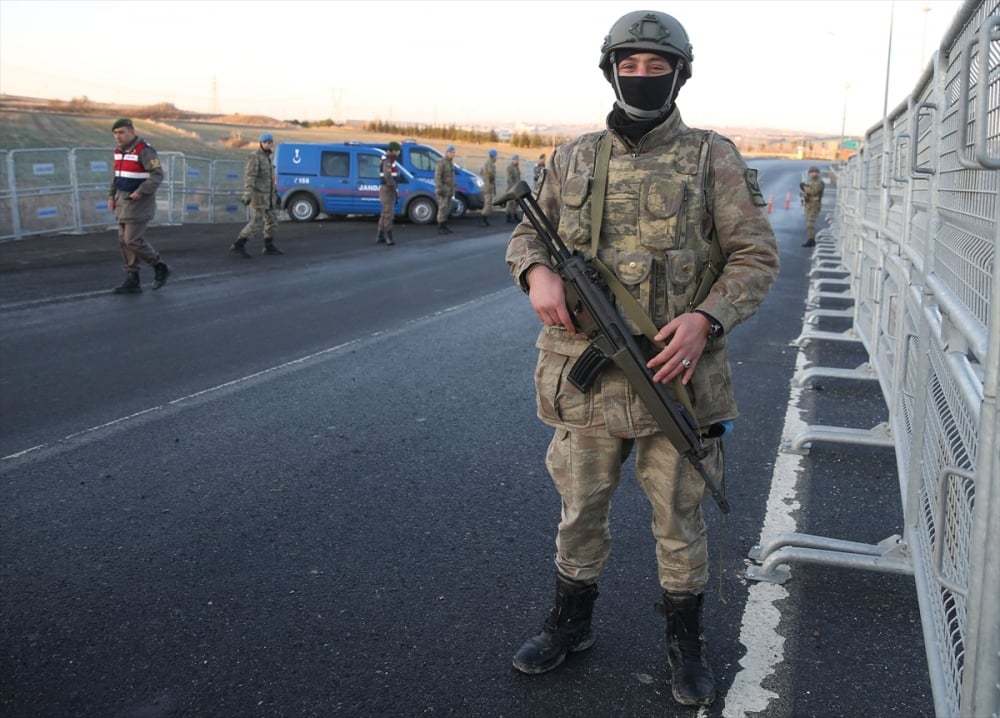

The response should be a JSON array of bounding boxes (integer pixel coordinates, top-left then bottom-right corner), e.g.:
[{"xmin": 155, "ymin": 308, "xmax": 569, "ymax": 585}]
[
  {"xmin": 505, "ymin": 147, "xmax": 566, "ymax": 291},
  {"xmin": 139, "ymin": 145, "xmax": 164, "ymax": 194},
  {"xmin": 697, "ymin": 136, "xmax": 780, "ymax": 333},
  {"xmin": 243, "ymin": 153, "xmax": 257, "ymax": 192}
]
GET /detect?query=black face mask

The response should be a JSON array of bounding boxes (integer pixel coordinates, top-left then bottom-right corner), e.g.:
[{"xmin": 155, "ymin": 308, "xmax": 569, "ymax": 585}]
[{"xmin": 617, "ymin": 72, "xmax": 675, "ymax": 112}]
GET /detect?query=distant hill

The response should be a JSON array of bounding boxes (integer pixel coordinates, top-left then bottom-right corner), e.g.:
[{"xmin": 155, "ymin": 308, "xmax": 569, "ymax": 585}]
[{"xmin": 0, "ymin": 93, "xmax": 848, "ymax": 161}]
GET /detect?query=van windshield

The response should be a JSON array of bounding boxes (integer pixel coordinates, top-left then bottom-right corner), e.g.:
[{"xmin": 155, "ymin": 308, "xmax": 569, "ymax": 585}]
[{"xmin": 410, "ymin": 147, "xmax": 440, "ymax": 172}]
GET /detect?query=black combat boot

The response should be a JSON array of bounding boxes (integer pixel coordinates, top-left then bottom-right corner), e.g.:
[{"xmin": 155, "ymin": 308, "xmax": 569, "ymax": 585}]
[
  {"xmin": 376, "ymin": 231, "xmax": 386, "ymax": 244},
  {"xmin": 112, "ymin": 271, "xmax": 141, "ymax": 294},
  {"xmin": 480, "ymin": 215, "xmax": 490, "ymax": 227},
  {"xmin": 802, "ymin": 238, "xmax": 816, "ymax": 247},
  {"xmin": 231, "ymin": 236, "xmax": 252, "ymax": 258},
  {"xmin": 437, "ymin": 223, "xmax": 453, "ymax": 235},
  {"xmin": 263, "ymin": 238, "xmax": 284, "ymax": 255},
  {"xmin": 385, "ymin": 231, "xmax": 395, "ymax": 246},
  {"xmin": 659, "ymin": 591, "xmax": 716, "ymax": 707},
  {"xmin": 506, "ymin": 214, "xmax": 516, "ymax": 224},
  {"xmin": 512, "ymin": 574, "xmax": 598, "ymax": 675},
  {"xmin": 152, "ymin": 262, "xmax": 171, "ymax": 290}
]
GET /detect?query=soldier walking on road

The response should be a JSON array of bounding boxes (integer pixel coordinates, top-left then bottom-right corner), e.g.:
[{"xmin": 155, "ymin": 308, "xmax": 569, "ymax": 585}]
[
  {"xmin": 505, "ymin": 154, "xmax": 522, "ymax": 223},
  {"xmin": 376, "ymin": 142, "xmax": 401, "ymax": 245},
  {"xmin": 435, "ymin": 146, "xmax": 457, "ymax": 235},
  {"xmin": 505, "ymin": 9, "xmax": 779, "ymax": 709},
  {"xmin": 108, "ymin": 118, "xmax": 170, "ymax": 294},
  {"xmin": 479, "ymin": 149, "xmax": 498, "ymax": 227},
  {"xmin": 800, "ymin": 166, "xmax": 824, "ymax": 247},
  {"xmin": 533, "ymin": 153, "xmax": 546, "ymax": 186},
  {"xmin": 232, "ymin": 133, "xmax": 283, "ymax": 258}
]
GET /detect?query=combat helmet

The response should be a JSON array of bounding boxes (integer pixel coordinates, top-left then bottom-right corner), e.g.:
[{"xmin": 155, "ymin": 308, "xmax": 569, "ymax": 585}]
[{"xmin": 599, "ymin": 10, "xmax": 693, "ymax": 84}]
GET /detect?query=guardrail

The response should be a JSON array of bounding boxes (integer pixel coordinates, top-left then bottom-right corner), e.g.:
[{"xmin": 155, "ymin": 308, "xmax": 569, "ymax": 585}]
[{"xmin": 745, "ymin": 2, "xmax": 998, "ymax": 716}]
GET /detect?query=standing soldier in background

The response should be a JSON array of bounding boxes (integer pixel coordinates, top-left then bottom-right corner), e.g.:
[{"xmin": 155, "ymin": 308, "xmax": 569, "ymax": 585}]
[
  {"xmin": 800, "ymin": 166, "xmax": 824, "ymax": 247},
  {"xmin": 232, "ymin": 133, "xmax": 283, "ymax": 258},
  {"xmin": 533, "ymin": 153, "xmax": 546, "ymax": 186},
  {"xmin": 376, "ymin": 141, "xmax": 401, "ymax": 245},
  {"xmin": 505, "ymin": 9, "xmax": 778, "ymax": 708},
  {"xmin": 435, "ymin": 145, "xmax": 457, "ymax": 235},
  {"xmin": 479, "ymin": 149, "xmax": 498, "ymax": 227},
  {"xmin": 505, "ymin": 154, "xmax": 522, "ymax": 223},
  {"xmin": 108, "ymin": 118, "xmax": 170, "ymax": 294}
]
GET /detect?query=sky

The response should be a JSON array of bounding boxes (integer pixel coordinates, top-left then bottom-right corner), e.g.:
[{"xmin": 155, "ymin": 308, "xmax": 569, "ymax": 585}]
[{"xmin": 0, "ymin": 0, "xmax": 967, "ymax": 137}]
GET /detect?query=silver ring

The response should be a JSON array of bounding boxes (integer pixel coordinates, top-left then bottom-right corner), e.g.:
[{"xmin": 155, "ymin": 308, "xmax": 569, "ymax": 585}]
[{"xmin": 681, "ymin": 358, "xmax": 692, "ymax": 369}]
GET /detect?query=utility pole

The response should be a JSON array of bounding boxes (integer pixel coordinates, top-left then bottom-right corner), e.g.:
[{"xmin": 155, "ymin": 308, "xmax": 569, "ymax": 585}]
[{"xmin": 840, "ymin": 83, "xmax": 850, "ymax": 162}]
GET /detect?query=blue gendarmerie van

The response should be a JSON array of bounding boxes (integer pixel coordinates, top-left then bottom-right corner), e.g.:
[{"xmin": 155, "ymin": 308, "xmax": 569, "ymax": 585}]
[
  {"xmin": 274, "ymin": 142, "xmax": 439, "ymax": 224},
  {"xmin": 349, "ymin": 140, "xmax": 485, "ymax": 217}
]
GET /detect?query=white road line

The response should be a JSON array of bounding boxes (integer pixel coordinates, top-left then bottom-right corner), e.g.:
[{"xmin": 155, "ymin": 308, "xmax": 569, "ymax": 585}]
[
  {"xmin": 722, "ymin": 348, "xmax": 810, "ymax": 717},
  {"xmin": 1, "ymin": 290, "xmax": 511, "ymax": 464}
]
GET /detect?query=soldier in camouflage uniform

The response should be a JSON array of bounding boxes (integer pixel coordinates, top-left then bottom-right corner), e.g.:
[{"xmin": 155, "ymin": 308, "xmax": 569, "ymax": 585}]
[
  {"xmin": 377, "ymin": 141, "xmax": 401, "ymax": 245},
  {"xmin": 479, "ymin": 149, "xmax": 498, "ymax": 227},
  {"xmin": 232, "ymin": 133, "xmax": 283, "ymax": 257},
  {"xmin": 800, "ymin": 166, "xmax": 824, "ymax": 247},
  {"xmin": 434, "ymin": 145, "xmax": 457, "ymax": 234},
  {"xmin": 505, "ymin": 154, "xmax": 522, "ymax": 223},
  {"xmin": 505, "ymin": 10, "xmax": 779, "ymax": 708}
]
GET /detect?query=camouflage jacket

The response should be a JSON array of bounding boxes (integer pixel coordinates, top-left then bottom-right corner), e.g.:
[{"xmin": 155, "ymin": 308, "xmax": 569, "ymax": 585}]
[
  {"xmin": 506, "ymin": 161, "xmax": 521, "ymax": 188},
  {"xmin": 480, "ymin": 158, "xmax": 497, "ymax": 192},
  {"xmin": 244, "ymin": 148, "xmax": 278, "ymax": 209},
  {"xmin": 801, "ymin": 176, "xmax": 824, "ymax": 205},
  {"xmin": 434, "ymin": 157, "xmax": 455, "ymax": 197},
  {"xmin": 505, "ymin": 109, "xmax": 779, "ymax": 430}
]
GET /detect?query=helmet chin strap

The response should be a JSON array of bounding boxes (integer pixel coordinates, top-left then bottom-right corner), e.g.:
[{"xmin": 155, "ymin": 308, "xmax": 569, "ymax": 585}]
[{"xmin": 610, "ymin": 50, "xmax": 682, "ymax": 120}]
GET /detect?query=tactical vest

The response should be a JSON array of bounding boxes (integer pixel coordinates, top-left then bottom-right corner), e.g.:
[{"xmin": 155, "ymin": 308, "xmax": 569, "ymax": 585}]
[
  {"xmin": 556, "ymin": 129, "xmax": 715, "ymax": 335},
  {"xmin": 113, "ymin": 139, "xmax": 151, "ymax": 193}
]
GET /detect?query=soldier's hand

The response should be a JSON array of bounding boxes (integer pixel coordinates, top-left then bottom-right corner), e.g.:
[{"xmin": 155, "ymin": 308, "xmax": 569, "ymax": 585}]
[
  {"xmin": 241, "ymin": 194, "xmax": 251, "ymax": 205},
  {"xmin": 526, "ymin": 265, "xmax": 575, "ymax": 336},
  {"xmin": 647, "ymin": 313, "xmax": 710, "ymax": 385}
]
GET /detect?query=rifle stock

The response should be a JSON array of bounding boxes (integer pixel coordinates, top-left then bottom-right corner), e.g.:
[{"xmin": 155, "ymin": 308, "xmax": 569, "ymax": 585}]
[{"xmin": 498, "ymin": 180, "xmax": 730, "ymax": 514}]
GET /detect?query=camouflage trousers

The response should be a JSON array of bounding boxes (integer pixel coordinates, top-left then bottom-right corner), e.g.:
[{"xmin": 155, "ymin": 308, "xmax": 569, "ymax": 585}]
[
  {"xmin": 805, "ymin": 203, "xmax": 821, "ymax": 240},
  {"xmin": 481, "ymin": 188, "xmax": 494, "ymax": 218},
  {"xmin": 239, "ymin": 206, "xmax": 277, "ymax": 241},
  {"xmin": 378, "ymin": 186, "xmax": 397, "ymax": 232},
  {"xmin": 543, "ymin": 427, "xmax": 722, "ymax": 593},
  {"xmin": 436, "ymin": 194, "xmax": 452, "ymax": 224}
]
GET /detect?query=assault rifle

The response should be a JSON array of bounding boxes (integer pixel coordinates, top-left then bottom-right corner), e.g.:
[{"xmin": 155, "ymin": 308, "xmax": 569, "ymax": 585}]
[{"xmin": 497, "ymin": 181, "xmax": 729, "ymax": 514}]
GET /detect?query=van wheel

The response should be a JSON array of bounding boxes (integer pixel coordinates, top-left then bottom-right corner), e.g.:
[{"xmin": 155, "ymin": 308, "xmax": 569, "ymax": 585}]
[
  {"xmin": 407, "ymin": 196, "xmax": 436, "ymax": 225},
  {"xmin": 287, "ymin": 194, "xmax": 318, "ymax": 223},
  {"xmin": 450, "ymin": 194, "xmax": 468, "ymax": 218}
]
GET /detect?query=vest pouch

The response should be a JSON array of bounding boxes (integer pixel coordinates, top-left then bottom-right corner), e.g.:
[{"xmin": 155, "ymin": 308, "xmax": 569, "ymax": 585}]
[
  {"xmin": 639, "ymin": 176, "xmax": 687, "ymax": 251},
  {"xmin": 663, "ymin": 248, "xmax": 700, "ymax": 320},
  {"xmin": 559, "ymin": 173, "xmax": 592, "ymax": 247},
  {"xmin": 599, "ymin": 249, "xmax": 655, "ymax": 336}
]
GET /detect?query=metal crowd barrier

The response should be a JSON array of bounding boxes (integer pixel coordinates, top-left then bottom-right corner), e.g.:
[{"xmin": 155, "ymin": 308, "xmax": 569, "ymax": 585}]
[
  {"xmin": 746, "ymin": 2, "xmax": 999, "ymax": 717},
  {"xmin": 0, "ymin": 149, "xmax": 248, "ymax": 240}
]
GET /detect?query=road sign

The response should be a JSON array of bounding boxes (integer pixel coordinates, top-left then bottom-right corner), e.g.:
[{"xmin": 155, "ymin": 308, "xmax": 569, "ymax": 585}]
[{"xmin": 842, "ymin": 140, "xmax": 860, "ymax": 150}]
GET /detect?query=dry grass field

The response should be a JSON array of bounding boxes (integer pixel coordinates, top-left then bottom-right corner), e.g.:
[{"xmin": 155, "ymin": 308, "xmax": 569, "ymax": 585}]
[{"xmin": 0, "ymin": 107, "xmax": 558, "ymax": 168}]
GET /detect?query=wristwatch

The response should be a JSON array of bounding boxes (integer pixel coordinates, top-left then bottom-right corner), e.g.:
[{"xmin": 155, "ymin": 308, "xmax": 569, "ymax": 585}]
[{"xmin": 694, "ymin": 310, "xmax": 723, "ymax": 340}]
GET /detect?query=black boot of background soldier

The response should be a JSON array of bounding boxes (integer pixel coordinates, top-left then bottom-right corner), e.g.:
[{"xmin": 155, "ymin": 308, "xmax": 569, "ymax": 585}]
[
  {"xmin": 512, "ymin": 574, "xmax": 598, "ymax": 674},
  {"xmin": 263, "ymin": 237, "xmax": 284, "ymax": 255},
  {"xmin": 384, "ymin": 231, "xmax": 394, "ymax": 246},
  {"xmin": 438, "ymin": 222, "xmax": 453, "ymax": 235},
  {"xmin": 231, "ymin": 236, "xmax": 252, "ymax": 257},
  {"xmin": 112, "ymin": 271, "xmax": 141, "ymax": 294}
]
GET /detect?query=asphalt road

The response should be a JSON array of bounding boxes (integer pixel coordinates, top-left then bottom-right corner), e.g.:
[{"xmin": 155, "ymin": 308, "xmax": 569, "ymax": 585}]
[{"xmin": 0, "ymin": 160, "xmax": 933, "ymax": 718}]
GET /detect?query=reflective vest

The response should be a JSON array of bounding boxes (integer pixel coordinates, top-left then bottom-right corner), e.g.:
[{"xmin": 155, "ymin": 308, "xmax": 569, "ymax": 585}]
[{"xmin": 113, "ymin": 139, "xmax": 151, "ymax": 193}]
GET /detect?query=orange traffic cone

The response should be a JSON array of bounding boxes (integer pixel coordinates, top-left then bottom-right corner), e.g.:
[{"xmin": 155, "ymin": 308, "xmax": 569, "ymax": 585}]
[
  {"xmin": 767, "ymin": 195, "xmax": 773, "ymax": 214},
  {"xmin": 785, "ymin": 192, "xmax": 791, "ymax": 210}
]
